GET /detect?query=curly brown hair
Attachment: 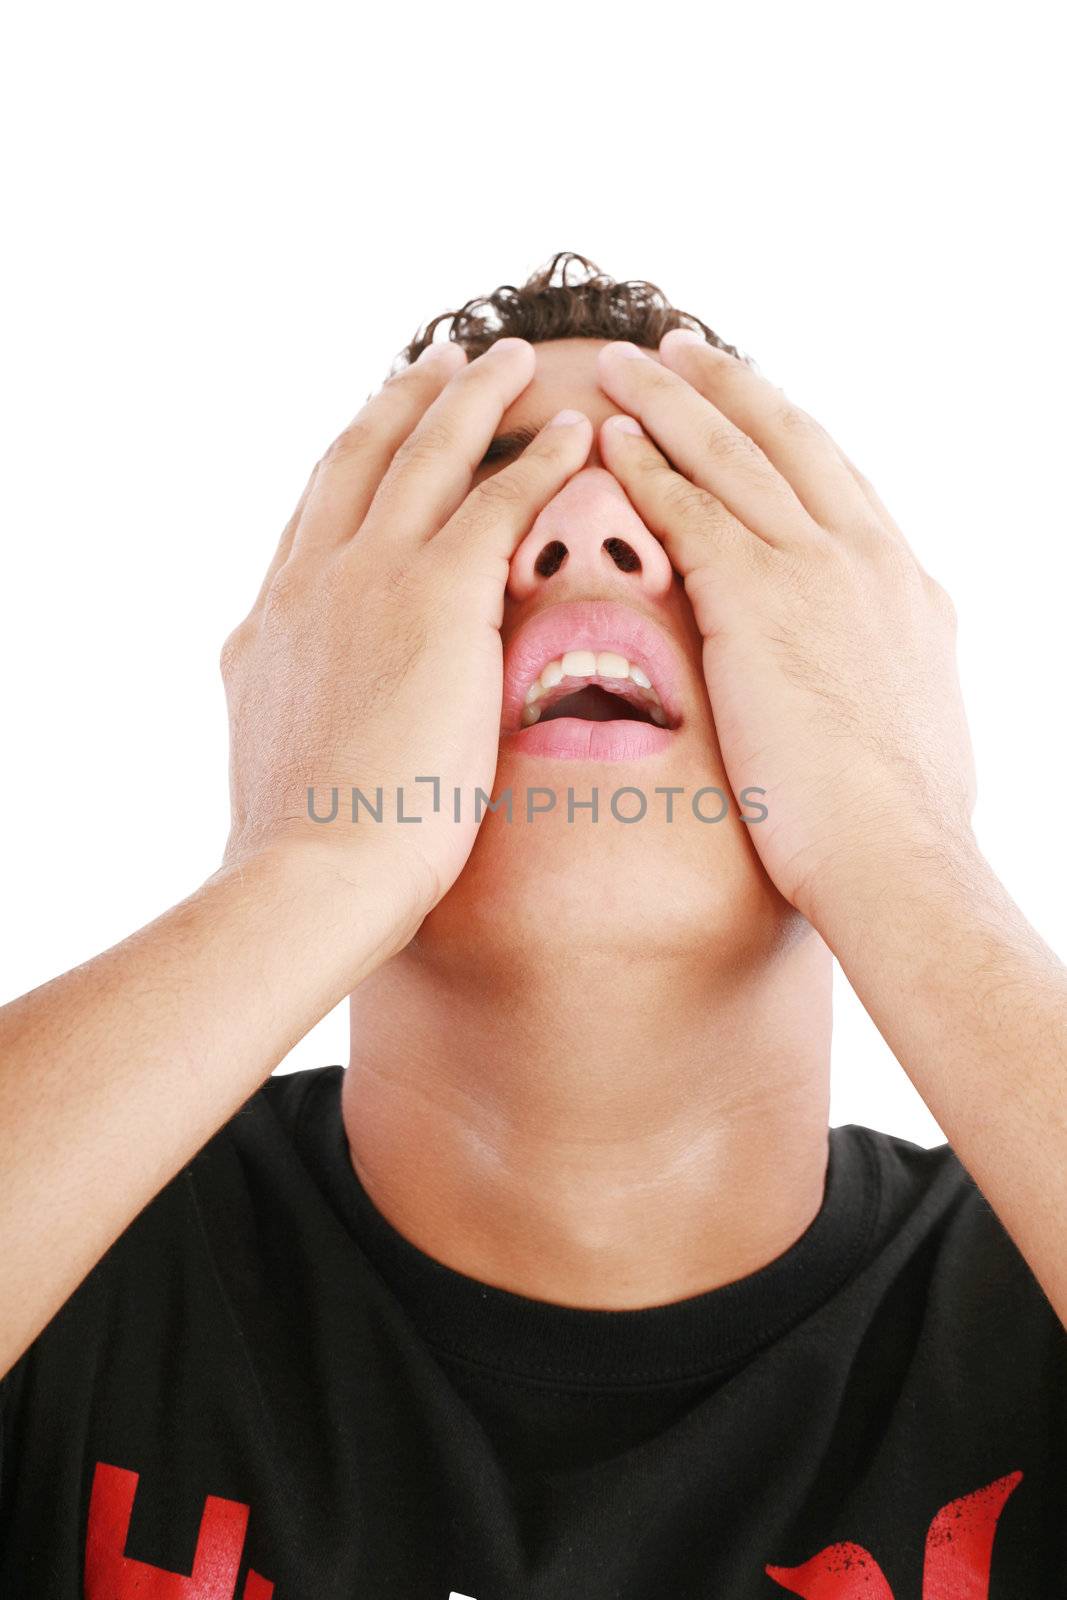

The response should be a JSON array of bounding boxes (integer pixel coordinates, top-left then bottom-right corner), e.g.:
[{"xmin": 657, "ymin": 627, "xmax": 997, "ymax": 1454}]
[{"xmin": 388, "ymin": 251, "xmax": 749, "ymax": 377}]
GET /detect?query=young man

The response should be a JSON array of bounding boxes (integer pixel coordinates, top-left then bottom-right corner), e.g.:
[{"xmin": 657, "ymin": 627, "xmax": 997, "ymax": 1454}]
[{"xmin": 0, "ymin": 251, "xmax": 1064, "ymax": 1597}]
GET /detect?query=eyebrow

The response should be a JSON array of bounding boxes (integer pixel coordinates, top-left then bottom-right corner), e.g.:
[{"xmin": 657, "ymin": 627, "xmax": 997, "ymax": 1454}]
[{"xmin": 478, "ymin": 422, "xmax": 545, "ymax": 468}]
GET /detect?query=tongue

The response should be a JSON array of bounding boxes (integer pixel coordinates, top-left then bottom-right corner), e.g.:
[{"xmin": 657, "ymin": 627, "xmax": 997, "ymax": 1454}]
[{"xmin": 538, "ymin": 684, "xmax": 653, "ymax": 724}]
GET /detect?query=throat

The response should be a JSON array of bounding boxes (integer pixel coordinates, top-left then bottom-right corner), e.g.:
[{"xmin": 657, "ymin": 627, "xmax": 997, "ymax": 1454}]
[{"xmin": 344, "ymin": 937, "xmax": 833, "ymax": 1310}]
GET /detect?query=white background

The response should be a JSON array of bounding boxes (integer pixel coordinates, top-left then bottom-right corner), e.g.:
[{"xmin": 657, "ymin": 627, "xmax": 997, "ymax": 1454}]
[{"xmin": 2, "ymin": 2, "xmax": 1064, "ymax": 1146}]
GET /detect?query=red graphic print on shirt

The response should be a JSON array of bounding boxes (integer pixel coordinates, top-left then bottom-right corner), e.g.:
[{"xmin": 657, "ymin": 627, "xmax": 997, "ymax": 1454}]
[
  {"xmin": 84, "ymin": 1461, "xmax": 274, "ymax": 1598},
  {"xmin": 764, "ymin": 1470, "xmax": 1023, "ymax": 1598}
]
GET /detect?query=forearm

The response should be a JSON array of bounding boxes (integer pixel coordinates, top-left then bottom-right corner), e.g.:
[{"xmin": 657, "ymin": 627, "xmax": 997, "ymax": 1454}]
[
  {"xmin": 0, "ymin": 334, "xmax": 571, "ymax": 1380},
  {"xmin": 810, "ymin": 830, "xmax": 1067, "ymax": 1328},
  {"xmin": 0, "ymin": 839, "xmax": 410, "ymax": 1379}
]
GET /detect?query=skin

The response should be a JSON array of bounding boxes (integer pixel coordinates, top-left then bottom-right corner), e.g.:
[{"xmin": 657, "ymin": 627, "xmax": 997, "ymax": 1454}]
[
  {"xmin": 594, "ymin": 335, "xmax": 1067, "ymax": 1332},
  {"xmin": 343, "ymin": 337, "xmax": 832, "ymax": 1308},
  {"xmin": 2, "ymin": 326, "xmax": 1066, "ymax": 1383}
]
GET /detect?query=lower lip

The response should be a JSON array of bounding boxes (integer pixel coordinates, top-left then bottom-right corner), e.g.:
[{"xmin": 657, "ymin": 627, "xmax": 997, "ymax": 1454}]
[{"xmin": 504, "ymin": 717, "xmax": 674, "ymax": 762}]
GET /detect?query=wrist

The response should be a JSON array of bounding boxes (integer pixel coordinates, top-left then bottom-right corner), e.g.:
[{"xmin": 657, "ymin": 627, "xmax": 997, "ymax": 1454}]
[
  {"xmin": 796, "ymin": 818, "xmax": 989, "ymax": 947},
  {"xmin": 207, "ymin": 831, "xmax": 432, "ymax": 990}
]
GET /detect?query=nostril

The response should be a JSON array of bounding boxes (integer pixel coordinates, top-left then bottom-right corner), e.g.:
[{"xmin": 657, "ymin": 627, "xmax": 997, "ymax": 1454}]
[
  {"xmin": 534, "ymin": 540, "xmax": 568, "ymax": 578},
  {"xmin": 603, "ymin": 537, "xmax": 642, "ymax": 575}
]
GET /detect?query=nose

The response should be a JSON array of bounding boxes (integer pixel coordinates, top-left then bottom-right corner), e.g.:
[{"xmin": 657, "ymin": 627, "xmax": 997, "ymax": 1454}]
[{"xmin": 507, "ymin": 465, "xmax": 675, "ymax": 602}]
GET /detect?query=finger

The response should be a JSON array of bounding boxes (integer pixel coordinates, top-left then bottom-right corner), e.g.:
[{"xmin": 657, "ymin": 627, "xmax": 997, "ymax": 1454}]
[
  {"xmin": 656, "ymin": 329, "xmax": 884, "ymax": 540},
  {"xmin": 429, "ymin": 409, "xmax": 593, "ymax": 600},
  {"xmin": 596, "ymin": 413, "xmax": 761, "ymax": 585},
  {"xmin": 359, "ymin": 337, "xmax": 538, "ymax": 549},
  {"xmin": 596, "ymin": 342, "xmax": 821, "ymax": 551},
  {"xmin": 293, "ymin": 341, "xmax": 469, "ymax": 557}
]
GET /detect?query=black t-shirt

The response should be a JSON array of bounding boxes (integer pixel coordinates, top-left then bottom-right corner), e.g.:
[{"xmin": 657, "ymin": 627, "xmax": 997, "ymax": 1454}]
[{"xmin": 1, "ymin": 1064, "xmax": 1065, "ymax": 1598}]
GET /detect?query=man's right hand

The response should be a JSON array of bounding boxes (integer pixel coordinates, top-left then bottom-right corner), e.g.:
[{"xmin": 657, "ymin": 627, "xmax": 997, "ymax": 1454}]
[
  {"xmin": 219, "ymin": 337, "xmax": 591, "ymax": 938},
  {"xmin": 0, "ymin": 338, "xmax": 592, "ymax": 1381}
]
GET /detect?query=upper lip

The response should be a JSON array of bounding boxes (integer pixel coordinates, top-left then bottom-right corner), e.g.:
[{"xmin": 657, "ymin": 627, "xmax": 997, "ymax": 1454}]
[{"xmin": 500, "ymin": 600, "xmax": 686, "ymax": 734}]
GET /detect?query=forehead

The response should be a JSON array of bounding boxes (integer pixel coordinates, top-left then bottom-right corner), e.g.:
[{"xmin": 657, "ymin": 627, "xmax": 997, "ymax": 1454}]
[{"xmin": 499, "ymin": 337, "xmax": 664, "ymax": 425}]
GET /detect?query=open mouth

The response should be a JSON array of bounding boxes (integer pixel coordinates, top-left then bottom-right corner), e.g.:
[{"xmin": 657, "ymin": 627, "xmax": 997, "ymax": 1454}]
[
  {"xmin": 500, "ymin": 602, "xmax": 686, "ymax": 760},
  {"xmin": 539, "ymin": 684, "xmax": 657, "ymax": 724},
  {"xmin": 520, "ymin": 650, "xmax": 674, "ymax": 729},
  {"xmin": 526, "ymin": 676, "xmax": 668, "ymax": 731}
]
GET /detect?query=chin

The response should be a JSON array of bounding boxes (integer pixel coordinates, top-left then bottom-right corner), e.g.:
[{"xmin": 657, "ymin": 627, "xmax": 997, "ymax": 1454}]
[{"xmin": 412, "ymin": 790, "xmax": 802, "ymax": 981}]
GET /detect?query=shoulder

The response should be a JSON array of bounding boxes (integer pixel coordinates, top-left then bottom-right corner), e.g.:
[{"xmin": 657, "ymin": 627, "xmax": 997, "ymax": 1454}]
[
  {"xmin": 224, "ymin": 1062, "xmax": 344, "ymax": 1156},
  {"xmin": 837, "ymin": 1121, "xmax": 985, "ymax": 1218},
  {"xmin": 0, "ymin": 1066, "xmax": 348, "ymax": 1411},
  {"xmin": 841, "ymin": 1122, "xmax": 1065, "ymax": 1344}
]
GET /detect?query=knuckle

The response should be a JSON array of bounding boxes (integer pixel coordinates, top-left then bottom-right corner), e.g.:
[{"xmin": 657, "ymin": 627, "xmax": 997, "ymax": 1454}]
[
  {"xmin": 638, "ymin": 359, "xmax": 677, "ymax": 395},
  {"xmin": 392, "ymin": 418, "xmax": 456, "ymax": 470},
  {"xmin": 321, "ymin": 416, "xmax": 374, "ymax": 468},
  {"xmin": 925, "ymin": 571, "xmax": 957, "ymax": 621},
  {"xmin": 628, "ymin": 444, "xmax": 673, "ymax": 483},
  {"xmin": 260, "ymin": 562, "xmax": 304, "ymax": 624},
  {"xmin": 855, "ymin": 513, "xmax": 895, "ymax": 551},
  {"xmin": 471, "ymin": 467, "xmax": 527, "ymax": 512},
  {"xmin": 848, "ymin": 462, "xmax": 877, "ymax": 497},
  {"xmin": 382, "ymin": 363, "xmax": 415, "ymax": 389},
  {"xmin": 662, "ymin": 473, "xmax": 720, "ymax": 521},
  {"xmin": 703, "ymin": 421, "xmax": 764, "ymax": 471},
  {"xmin": 774, "ymin": 397, "xmax": 819, "ymax": 438},
  {"xmin": 218, "ymin": 620, "xmax": 252, "ymax": 679},
  {"xmin": 880, "ymin": 538, "xmax": 918, "ymax": 580}
]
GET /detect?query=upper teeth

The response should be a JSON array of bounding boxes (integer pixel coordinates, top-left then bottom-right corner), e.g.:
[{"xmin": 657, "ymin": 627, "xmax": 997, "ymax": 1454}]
[{"xmin": 521, "ymin": 651, "xmax": 667, "ymax": 726}]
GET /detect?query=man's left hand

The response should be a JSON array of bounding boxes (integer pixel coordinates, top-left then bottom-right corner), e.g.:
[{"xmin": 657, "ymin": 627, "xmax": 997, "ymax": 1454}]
[{"xmin": 596, "ymin": 331, "xmax": 977, "ymax": 927}]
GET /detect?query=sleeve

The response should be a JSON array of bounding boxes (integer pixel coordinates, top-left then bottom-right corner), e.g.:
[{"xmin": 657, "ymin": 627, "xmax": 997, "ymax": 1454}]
[{"xmin": 0, "ymin": 1370, "xmax": 7, "ymax": 1505}]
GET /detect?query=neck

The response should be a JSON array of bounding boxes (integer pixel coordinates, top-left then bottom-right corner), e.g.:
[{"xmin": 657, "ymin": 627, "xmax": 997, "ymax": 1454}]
[{"xmin": 343, "ymin": 924, "xmax": 833, "ymax": 1310}]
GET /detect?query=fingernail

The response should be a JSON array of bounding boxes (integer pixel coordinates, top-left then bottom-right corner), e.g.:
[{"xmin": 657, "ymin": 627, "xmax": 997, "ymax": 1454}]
[
  {"xmin": 608, "ymin": 414, "xmax": 644, "ymax": 436},
  {"xmin": 611, "ymin": 342, "xmax": 652, "ymax": 360},
  {"xmin": 547, "ymin": 408, "xmax": 587, "ymax": 427},
  {"xmin": 486, "ymin": 337, "xmax": 531, "ymax": 358},
  {"xmin": 662, "ymin": 328, "xmax": 705, "ymax": 349},
  {"xmin": 416, "ymin": 341, "xmax": 454, "ymax": 364}
]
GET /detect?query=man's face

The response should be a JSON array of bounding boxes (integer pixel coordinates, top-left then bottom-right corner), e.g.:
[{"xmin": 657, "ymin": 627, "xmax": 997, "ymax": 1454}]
[{"xmin": 417, "ymin": 338, "xmax": 801, "ymax": 971}]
